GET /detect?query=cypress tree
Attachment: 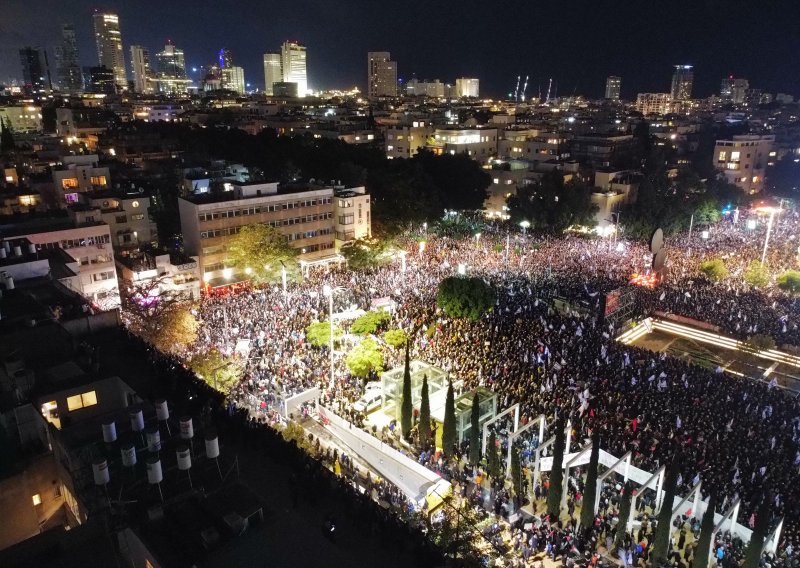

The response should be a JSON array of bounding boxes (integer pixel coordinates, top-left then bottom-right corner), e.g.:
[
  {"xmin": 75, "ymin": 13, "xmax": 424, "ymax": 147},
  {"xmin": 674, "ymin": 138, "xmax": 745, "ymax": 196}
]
[
  {"xmin": 615, "ymin": 481, "xmax": 634, "ymax": 550},
  {"xmin": 651, "ymin": 459, "xmax": 681, "ymax": 566},
  {"xmin": 580, "ymin": 428, "xmax": 601, "ymax": 530},
  {"xmin": 487, "ymin": 429, "xmax": 501, "ymax": 479},
  {"xmin": 511, "ymin": 443, "xmax": 523, "ymax": 501},
  {"xmin": 692, "ymin": 491, "xmax": 718, "ymax": 568},
  {"xmin": 546, "ymin": 416, "xmax": 567, "ymax": 519},
  {"xmin": 442, "ymin": 379, "xmax": 456, "ymax": 457},
  {"xmin": 419, "ymin": 375, "xmax": 431, "ymax": 448},
  {"xmin": 468, "ymin": 392, "xmax": 481, "ymax": 465},
  {"xmin": 742, "ymin": 492, "xmax": 772, "ymax": 568},
  {"xmin": 400, "ymin": 340, "xmax": 413, "ymax": 440}
]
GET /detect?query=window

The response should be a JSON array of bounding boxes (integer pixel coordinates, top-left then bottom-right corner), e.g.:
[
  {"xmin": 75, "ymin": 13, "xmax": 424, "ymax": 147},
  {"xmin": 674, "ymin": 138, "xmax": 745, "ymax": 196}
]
[
  {"xmin": 66, "ymin": 390, "xmax": 98, "ymax": 411},
  {"xmin": 731, "ymin": 151, "xmax": 741, "ymax": 162},
  {"xmin": 92, "ymin": 271, "xmax": 114, "ymax": 282},
  {"xmin": 131, "ymin": 214, "xmax": 144, "ymax": 221},
  {"xmin": 90, "ymin": 176, "xmax": 107, "ymax": 186},
  {"xmin": 32, "ymin": 494, "xmax": 41, "ymax": 506},
  {"xmin": 62, "ymin": 178, "xmax": 79, "ymax": 189},
  {"xmin": 718, "ymin": 151, "xmax": 726, "ymax": 162},
  {"xmin": 115, "ymin": 215, "xmax": 127, "ymax": 223},
  {"xmin": 338, "ymin": 214, "xmax": 354, "ymax": 225}
]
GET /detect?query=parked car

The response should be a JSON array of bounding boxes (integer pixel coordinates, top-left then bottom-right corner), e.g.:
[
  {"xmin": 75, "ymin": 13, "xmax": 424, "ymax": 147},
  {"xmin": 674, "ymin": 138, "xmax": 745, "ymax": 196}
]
[{"xmin": 353, "ymin": 391, "xmax": 382, "ymax": 413}]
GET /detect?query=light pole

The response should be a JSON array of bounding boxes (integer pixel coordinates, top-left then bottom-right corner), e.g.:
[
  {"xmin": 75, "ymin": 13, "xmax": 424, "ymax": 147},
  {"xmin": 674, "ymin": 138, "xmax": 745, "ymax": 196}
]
[
  {"xmin": 279, "ymin": 261, "xmax": 287, "ymax": 295},
  {"xmin": 761, "ymin": 207, "xmax": 778, "ymax": 266},
  {"xmin": 323, "ymin": 285, "xmax": 337, "ymax": 391},
  {"xmin": 519, "ymin": 220, "xmax": 530, "ymax": 235},
  {"xmin": 474, "ymin": 232, "xmax": 481, "ymax": 248}
]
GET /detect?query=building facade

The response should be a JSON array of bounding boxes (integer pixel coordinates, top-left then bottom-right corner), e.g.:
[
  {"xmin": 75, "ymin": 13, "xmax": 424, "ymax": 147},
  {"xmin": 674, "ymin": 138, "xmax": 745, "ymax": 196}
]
[
  {"xmin": 19, "ymin": 47, "xmax": 50, "ymax": 95},
  {"xmin": 154, "ymin": 42, "xmax": 191, "ymax": 95},
  {"xmin": 92, "ymin": 12, "xmax": 127, "ymax": 91},
  {"xmin": 670, "ymin": 65, "xmax": 694, "ymax": 100},
  {"xmin": 263, "ymin": 52, "xmax": 281, "ymax": 95},
  {"xmin": 129, "ymin": 45, "xmax": 152, "ymax": 94},
  {"xmin": 455, "ymin": 77, "xmax": 479, "ymax": 98},
  {"xmin": 222, "ymin": 66, "xmax": 245, "ymax": 94},
  {"xmin": 713, "ymin": 134, "xmax": 775, "ymax": 193},
  {"xmin": 55, "ymin": 25, "xmax": 82, "ymax": 93},
  {"xmin": 367, "ymin": 52, "xmax": 397, "ymax": 98},
  {"xmin": 384, "ymin": 121, "xmax": 434, "ymax": 159},
  {"xmin": 635, "ymin": 93, "xmax": 673, "ymax": 116},
  {"xmin": 605, "ymin": 76, "xmax": 621, "ymax": 100},
  {"xmin": 281, "ymin": 41, "xmax": 307, "ymax": 97},
  {"xmin": 52, "ymin": 155, "xmax": 111, "ymax": 206}
]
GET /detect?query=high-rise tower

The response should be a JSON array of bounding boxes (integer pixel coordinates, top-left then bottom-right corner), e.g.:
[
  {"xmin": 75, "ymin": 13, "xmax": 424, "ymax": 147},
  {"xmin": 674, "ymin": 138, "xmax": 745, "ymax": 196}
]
[
  {"xmin": 367, "ymin": 52, "xmax": 397, "ymax": 98},
  {"xmin": 92, "ymin": 12, "xmax": 127, "ymax": 90},
  {"xmin": 281, "ymin": 41, "xmax": 307, "ymax": 97}
]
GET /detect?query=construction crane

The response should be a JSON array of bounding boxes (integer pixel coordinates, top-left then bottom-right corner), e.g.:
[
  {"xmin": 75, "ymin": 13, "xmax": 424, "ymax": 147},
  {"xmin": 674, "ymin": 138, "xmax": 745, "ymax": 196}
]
[
  {"xmin": 545, "ymin": 78, "xmax": 553, "ymax": 104},
  {"xmin": 513, "ymin": 75, "xmax": 521, "ymax": 101},
  {"xmin": 521, "ymin": 75, "xmax": 529, "ymax": 102}
]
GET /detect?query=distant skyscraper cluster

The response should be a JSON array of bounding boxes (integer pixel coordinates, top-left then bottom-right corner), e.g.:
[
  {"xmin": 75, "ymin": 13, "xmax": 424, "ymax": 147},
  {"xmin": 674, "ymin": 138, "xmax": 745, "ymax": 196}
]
[{"xmin": 261, "ymin": 41, "xmax": 308, "ymax": 97}]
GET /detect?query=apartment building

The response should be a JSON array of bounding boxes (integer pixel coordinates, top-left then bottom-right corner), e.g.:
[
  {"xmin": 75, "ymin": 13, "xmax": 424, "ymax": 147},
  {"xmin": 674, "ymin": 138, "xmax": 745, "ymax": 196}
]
[
  {"xmin": 69, "ymin": 191, "xmax": 154, "ymax": 252},
  {"xmin": 385, "ymin": 121, "xmax": 434, "ymax": 159},
  {"xmin": 334, "ymin": 186, "xmax": 371, "ymax": 247},
  {"xmin": 427, "ymin": 127, "xmax": 498, "ymax": 159},
  {"xmin": 117, "ymin": 248, "xmax": 201, "ymax": 300},
  {"xmin": 52, "ymin": 155, "xmax": 110, "ymax": 206},
  {"xmin": 179, "ymin": 181, "xmax": 370, "ymax": 287},
  {"xmin": 713, "ymin": 134, "xmax": 775, "ymax": 193}
]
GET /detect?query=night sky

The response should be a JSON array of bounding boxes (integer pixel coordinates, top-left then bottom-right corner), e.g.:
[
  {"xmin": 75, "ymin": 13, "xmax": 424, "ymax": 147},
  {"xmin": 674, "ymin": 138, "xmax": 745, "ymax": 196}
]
[{"xmin": 2, "ymin": 0, "xmax": 799, "ymax": 99}]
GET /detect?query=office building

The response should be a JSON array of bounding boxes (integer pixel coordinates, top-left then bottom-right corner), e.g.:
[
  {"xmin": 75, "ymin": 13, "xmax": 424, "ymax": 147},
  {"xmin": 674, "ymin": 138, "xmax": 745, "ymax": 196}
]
[
  {"xmin": 720, "ymin": 76, "xmax": 749, "ymax": 105},
  {"xmin": 455, "ymin": 77, "xmax": 480, "ymax": 98},
  {"xmin": 130, "ymin": 45, "xmax": 153, "ymax": 94},
  {"xmin": 281, "ymin": 41, "xmax": 308, "ymax": 97},
  {"xmin": 84, "ymin": 65, "xmax": 116, "ymax": 95},
  {"xmin": 154, "ymin": 42, "xmax": 191, "ymax": 95},
  {"xmin": 670, "ymin": 65, "xmax": 694, "ymax": 100},
  {"xmin": 273, "ymin": 82, "xmax": 299, "ymax": 98},
  {"xmin": 218, "ymin": 47, "xmax": 233, "ymax": 69},
  {"xmin": 19, "ymin": 47, "xmax": 50, "ymax": 95},
  {"xmin": 605, "ymin": 76, "xmax": 621, "ymax": 100},
  {"xmin": 367, "ymin": 52, "xmax": 397, "ymax": 98},
  {"xmin": 222, "ymin": 66, "xmax": 245, "ymax": 94},
  {"xmin": 406, "ymin": 78, "xmax": 445, "ymax": 98},
  {"xmin": 55, "ymin": 24, "xmax": 82, "ymax": 93},
  {"xmin": 263, "ymin": 52, "xmax": 282, "ymax": 95},
  {"xmin": 92, "ymin": 12, "xmax": 127, "ymax": 91},
  {"xmin": 179, "ymin": 182, "xmax": 370, "ymax": 287},
  {"xmin": 635, "ymin": 93, "xmax": 673, "ymax": 116},
  {"xmin": 713, "ymin": 134, "xmax": 775, "ymax": 193}
]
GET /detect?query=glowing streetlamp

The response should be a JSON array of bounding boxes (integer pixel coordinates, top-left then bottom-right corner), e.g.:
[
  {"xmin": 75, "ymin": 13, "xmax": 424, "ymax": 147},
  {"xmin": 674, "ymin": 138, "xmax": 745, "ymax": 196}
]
[
  {"xmin": 756, "ymin": 204, "xmax": 782, "ymax": 265},
  {"xmin": 323, "ymin": 285, "xmax": 336, "ymax": 390},
  {"xmin": 418, "ymin": 241, "xmax": 426, "ymax": 256},
  {"xmin": 519, "ymin": 220, "xmax": 530, "ymax": 235}
]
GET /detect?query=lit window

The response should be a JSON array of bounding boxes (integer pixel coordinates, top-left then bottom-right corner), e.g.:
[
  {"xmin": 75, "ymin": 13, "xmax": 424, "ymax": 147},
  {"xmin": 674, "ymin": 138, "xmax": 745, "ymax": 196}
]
[
  {"xmin": 66, "ymin": 390, "xmax": 98, "ymax": 411},
  {"xmin": 61, "ymin": 178, "xmax": 79, "ymax": 189},
  {"xmin": 90, "ymin": 176, "xmax": 107, "ymax": 186},
  {"xmin": 493, "ymin": 178, "xmax": 499, "ymax": 184},
  {"xmin": 32, "ymin": 494, "xmax": 41, "ymax": 506},
  {"xmin": 718, "ymin": 151, "xmax": 726, "ymax": 162},
  {"xmin": 731, "ymin": 151, "xmax": 740, "ymax": 161}
]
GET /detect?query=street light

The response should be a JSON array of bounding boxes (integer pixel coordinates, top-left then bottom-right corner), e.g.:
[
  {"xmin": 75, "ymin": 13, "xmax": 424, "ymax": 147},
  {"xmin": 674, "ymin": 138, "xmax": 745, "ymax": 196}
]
[
  {"xmin": 474, "ymin": 232, "xmax": 482, "ymax": 247},
  {"xmin": 519, "ymin": 220, "xmax": 530, "ymax": 235},
  {"xmin": 756, "ymin": 205, "xmax": 782, "ymax": 265},
  {"xmin": 322, "ymin": 285, "xmax": 340, "ymax": 391}
]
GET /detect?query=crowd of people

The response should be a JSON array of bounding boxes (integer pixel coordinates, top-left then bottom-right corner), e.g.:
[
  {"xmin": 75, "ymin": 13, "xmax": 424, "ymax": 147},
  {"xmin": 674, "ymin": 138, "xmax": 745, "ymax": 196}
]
[{"xmin": 186, "ymin": 207, "xmax": 800, "ymax": 566}]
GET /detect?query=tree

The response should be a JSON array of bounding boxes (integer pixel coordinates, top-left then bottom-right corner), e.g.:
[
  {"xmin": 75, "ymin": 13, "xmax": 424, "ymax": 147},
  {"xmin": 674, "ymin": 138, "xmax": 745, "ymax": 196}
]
[
  {"xmin": 340, "ymin": 238, "xmax": 395, "ymax": 270},
  {"xmin": 651, "ymin": 459, "xmax": 681, "ymax": 566},
  {"xmin": 468, "ymin": 392, "xmax": 481, "ymax": 466},
  {"xmin": 383, "ymin": 328, "xmax": 408, "ymax": 349},
  {"xmin": 0, "ymin": 119, "xmax": 15, "ymax": 155},
  {"xmin": 699, "ymin": 258, "xmax": 728, "ymax": 282},
  {"xmin": 777, "ymin": 270, "xmax": 800, "ymax": 293},
  {"xmin": 742, "ymin": 492, "xmax": 772, "ymax": 568},
  {"xmin": 436, "ymin": 276, "xmax": 495, "ymax": 321},
  {"xmin": 400, "ymin": 341, "xmax": 413, "ymax": 440},
  {"xmin": 510, "ymin": 444, "xmax": 523, "ymax": 503},
  {"xmin": 305, "ymin": 320, "xmax": 342, "ymax": 348},
  {"xmin": 486, "ymin": 430, "xmax": 502, "ymax": 479},
  {"xmin": 225, "ymin": 223, "xmax": 298, "ymax": 283},
  {"xmin": 412, "ymin": 149, "xmax": 491, "ymax": 212},
  {"xmin": 744, "ymin": 260, "xmax": 770, "ymax": 288},
  {"xmin": 614, "ymin": 481, "xmax": 634, "ymax": 550},
  {"xmin": 580, "ymin": 428, "xmax": 602, "ymax": 530},
  {"xmin": 442, "ymin": 379, "xmax": 457, "ymax": 457},
  {"xmin": 419, "ymin": 375, "xmax": 431, "ymax": 448},
  {"xmin": 745, "ymin": 334, "xmax": 776, "ymax": 351},
  {"xmin": 151, "ymin": 307, "xmax": 199, "ymax": 356},
  {"xmin": 345, "ymin": 338, "xmax": 384, "ymax": 378},
  {"xmin": 693, "ymin": 491, "xmax": 718, "ymax": 568},
  {"xmin": 187, "ymin": 348, "xmax": 244, "ymax": 394},
  {"xmin": 351, "ymin": 310, "xmax": 391, "ymax": 335},
  {"xmin": 547, "ymin": 417, "xmax": 567, "ymax": 519},
  {"xmin": 507, "ymin": 171, "xmax": 599, "ymax": 233}
]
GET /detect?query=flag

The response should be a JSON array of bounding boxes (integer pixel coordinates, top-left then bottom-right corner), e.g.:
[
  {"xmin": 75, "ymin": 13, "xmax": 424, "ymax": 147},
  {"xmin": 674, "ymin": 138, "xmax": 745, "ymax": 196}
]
[{"xmin": 676, "ymin": 416, "xmax": 682, "ymax": 429}]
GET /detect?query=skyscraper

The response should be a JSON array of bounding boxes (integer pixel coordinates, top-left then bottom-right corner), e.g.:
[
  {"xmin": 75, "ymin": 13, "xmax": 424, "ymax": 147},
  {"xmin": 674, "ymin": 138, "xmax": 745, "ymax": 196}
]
[
  {"xmin": 367, "ymin": 52, "xmax": 397, "ymax": 98},
  {"xmin": 130, "ymin": 46, "xmax": 153, "ymax": 94},
  {"xmin": 92, "ymin": 12, "xmax": 127, "ymax": 91},
  {"xmin": 154, "ymin": 42, "xmax": 191, "ymax": 95},
  {"xmin": 605, "ymin": 76, "xmax": 621, "ymax": 100},
  {"xmin": 670, "ymin": 65, "xmax": 694, "ymax": 100},
  {"xmin": 19, "ymin": 47, "xmax": 50, "ymax": 94},
  {"xmin": 263, "ymin": 52, "xmax": 281, "ymax": 95},
  {"xmin": 222, "ymin": 67, "xmax": 246, "ymax": 94},
  {"xmin": 55, "ymin": 24, "xmax": 82, "ymax": 93},
  {"xmin": 720, "ymin": 76, "xmax": 749, "ymax": 105},
  {"xmin": 218, "ymin": 48, "xmax": 233, "ymax": 70},
  {"xmin": 281, "ymin": 41, "xmax": 307, "ymax": 97},
  {"xmin": 455, "ymin": 77, "xmax": 479, "ymax": 98}
]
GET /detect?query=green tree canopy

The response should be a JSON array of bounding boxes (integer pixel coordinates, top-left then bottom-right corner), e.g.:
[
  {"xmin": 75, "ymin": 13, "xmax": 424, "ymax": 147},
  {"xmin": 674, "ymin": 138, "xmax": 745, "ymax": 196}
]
[
  {"xmin": 507, "ymin": 171, "xmax": 598, "ymax": 233},
  {"xmin": 226, "ymin": 223, "xmax": 298, "ymax": 283},
  {"xmin": 486, "ymin": 429, "xmax": 502, "ymax": 479},
  {"xmin": 383, "ymin": 328, "xmax": 408, "ymax": 349},
  {"xmin": 351, "ymin": 310, "xmax": 391, "ymax": 335},
  {"xmin": 340, "ymin": 238, "xmax": 396, "ymax": 270},
  {"xmin": 306, "ymin": 320, "xmax": 343, "ymax": 348},
  {"xmin": 744, "ymin": 260, "xmax": 770, "ymax": 288},
  {"xmin": 400, "ymin": 341, "xmax": 413, "ymax": 439},
  {"xmin": 699, "ymin": 258, "xmax": 728, "ymax": 282},
  {"xmin": 345, "ymin": 338, "xmax": 384, "ymax": 378},
  {"xmin": 777, "ymin": 270, "xmax": 800, "ymax": 293},
  {"xmin": 188, "ymin": 348, "xmax": 244, "ymax": 394},
  {"xmin": 436, "ymin": 276, "xmax": 495, "ymax": 321}
]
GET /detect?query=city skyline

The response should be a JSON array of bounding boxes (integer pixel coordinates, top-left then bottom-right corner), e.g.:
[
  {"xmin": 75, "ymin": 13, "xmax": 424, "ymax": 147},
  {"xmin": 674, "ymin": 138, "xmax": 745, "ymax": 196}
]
[{"xmin": 1, "ymin": 0, "xmax": 800, "ymax": 97}]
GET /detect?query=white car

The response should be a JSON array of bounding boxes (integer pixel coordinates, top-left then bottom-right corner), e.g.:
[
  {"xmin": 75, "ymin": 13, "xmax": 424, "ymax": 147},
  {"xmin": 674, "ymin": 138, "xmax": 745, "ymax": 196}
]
[
  {"xmin": 364, "ymin": 381, "xmax": 382, "ymax": 394},
  {"xmin": 353, "ymin": 391, "xmax": 382, "ymax": 414}
]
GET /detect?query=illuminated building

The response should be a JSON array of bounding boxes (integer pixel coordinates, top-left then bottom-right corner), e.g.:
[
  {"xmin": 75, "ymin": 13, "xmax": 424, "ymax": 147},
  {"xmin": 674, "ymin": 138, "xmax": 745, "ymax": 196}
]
[
  {"xmin": 367, "ymin": 52, "xmax": 397, "ymax": 98},
  {"xmin": 154, "ymin": 42, "xmax": 191, "ymax": 95},
  {"xmin": 92, "ymin": 12, "xmax": 127, "ymax": 91},
  {"xmin": 55, "ymin": 24, "xmax": 83, "ymax": 93},
  {"xmin": 720, "ymin": 76, "xmax": 749, "ymax": 105},
  {"xmin": 281, "ymin": 41, "xmax": 307, "ymax": 97},
  {"xmin": 222, "ymin": 66, "xmax": 245, "ymax": 94},
  {"xmin": 263, "ymin": 52, "xmax": 281, "ymax": 95},
  {"xmin": 218, "ymin": 47, "xmax": 233, "ymax": 69},
  {"xmin": 18, "ymin": 47, "xmax": 51, "ymax": 95},
  {"xmin": 635, "ymin": 92, "xmax": 673, "ymax": 116},
  {"xmin": 605, "ymin": 76, "xmax": 621, "ymax": 100},
  {"xmin": 385, "ymin": 121, "xmax": 434, "ymax": 159},
  {"xmin": 713, "ymin": 135, "xmax": 775, "ymax": 193},
  {"xmin": 130, "ymin": 45, "xmax": 153, "ymax": 94},
  {"xmin": 455, "ymin": 77, "xmax": 480, "ymax": 98},
  {"xmin": 670, "ymin": 65, "xmax": 694, "ymax": 100}
]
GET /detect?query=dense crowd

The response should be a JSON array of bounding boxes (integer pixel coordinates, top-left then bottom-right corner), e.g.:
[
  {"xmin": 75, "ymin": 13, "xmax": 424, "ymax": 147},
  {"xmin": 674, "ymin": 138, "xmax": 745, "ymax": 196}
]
[{"xmin": 188, "ymin": 208, "xmax": 800, "ymax": 566}]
